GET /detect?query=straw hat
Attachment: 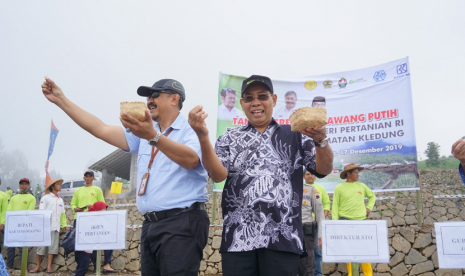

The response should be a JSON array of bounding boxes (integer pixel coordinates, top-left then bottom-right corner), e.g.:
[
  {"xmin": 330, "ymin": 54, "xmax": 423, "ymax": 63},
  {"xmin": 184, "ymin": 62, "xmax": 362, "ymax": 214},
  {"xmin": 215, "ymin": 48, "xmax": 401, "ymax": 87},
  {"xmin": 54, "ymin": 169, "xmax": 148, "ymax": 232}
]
[
  {"xmin": 45, "ymin": 179, "xmax": 64, "ymax": 193},
  {"xmin": 340, "ymin": 163, "xmax": 364, "ymax": 179}
]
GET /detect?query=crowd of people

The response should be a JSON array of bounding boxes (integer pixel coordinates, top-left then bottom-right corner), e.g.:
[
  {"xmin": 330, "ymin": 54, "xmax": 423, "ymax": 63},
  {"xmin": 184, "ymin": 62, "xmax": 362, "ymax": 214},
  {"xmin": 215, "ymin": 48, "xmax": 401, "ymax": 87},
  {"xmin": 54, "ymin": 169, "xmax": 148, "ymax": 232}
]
[{"xmin": 0, "ymin": 74, "xmax": 452, "ymax": 276}]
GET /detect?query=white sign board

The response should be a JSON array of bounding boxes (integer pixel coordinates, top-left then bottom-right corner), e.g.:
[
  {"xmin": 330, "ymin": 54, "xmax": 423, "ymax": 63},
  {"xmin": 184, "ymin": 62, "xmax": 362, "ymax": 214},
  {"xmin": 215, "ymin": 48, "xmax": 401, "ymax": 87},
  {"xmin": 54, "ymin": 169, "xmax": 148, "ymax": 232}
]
[
  {"xmin": 4, "ymin": 210, "xmax": 52, "ymax": 247},
  {"xmin": 75, "ymin": 210, "xmax": 126, "ymax": 250},
  {"xmin": 321, "ymin": 220, "xmax": 389, "ymax": 263},
  {"xmin": 435, "ymin": 222, "xmax": 465, "ymax": 269}
]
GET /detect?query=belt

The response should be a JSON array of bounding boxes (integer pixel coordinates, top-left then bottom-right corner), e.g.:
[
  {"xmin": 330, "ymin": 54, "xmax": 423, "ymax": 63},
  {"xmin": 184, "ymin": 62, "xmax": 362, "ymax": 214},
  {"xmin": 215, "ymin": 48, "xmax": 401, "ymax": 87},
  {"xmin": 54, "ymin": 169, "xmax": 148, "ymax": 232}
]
[{"xmin": 143, "ymin": 202, "xmax": 205, "ymax": 222}]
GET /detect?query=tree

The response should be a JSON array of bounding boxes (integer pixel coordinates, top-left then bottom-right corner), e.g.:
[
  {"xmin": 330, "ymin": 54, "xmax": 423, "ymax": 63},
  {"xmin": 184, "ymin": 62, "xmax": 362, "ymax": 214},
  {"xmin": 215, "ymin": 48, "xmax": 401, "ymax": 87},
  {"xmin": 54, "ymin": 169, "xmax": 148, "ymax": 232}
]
[{"xmin": 424, "ymin": 142, "xmax": 441, "ymax": 167}]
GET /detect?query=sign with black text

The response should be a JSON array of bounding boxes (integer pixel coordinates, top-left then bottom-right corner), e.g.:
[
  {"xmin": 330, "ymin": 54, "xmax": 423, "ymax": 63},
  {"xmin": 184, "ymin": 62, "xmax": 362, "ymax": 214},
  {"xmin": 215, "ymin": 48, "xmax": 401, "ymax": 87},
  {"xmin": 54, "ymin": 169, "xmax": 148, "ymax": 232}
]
[
  {"xmin": 321, "ymin": 220, "xmax": 389, "ymax": 263},
  {"xmin": 435, "ymin": 222, "xmax": 465, "ymax": 268},
  {"xmin": 4, "ymin": 210, "xmax": 52, "ymax": 247},
  {"xmin": 75, "ymin": 210, "xmax": 126, "ymax": 250}
]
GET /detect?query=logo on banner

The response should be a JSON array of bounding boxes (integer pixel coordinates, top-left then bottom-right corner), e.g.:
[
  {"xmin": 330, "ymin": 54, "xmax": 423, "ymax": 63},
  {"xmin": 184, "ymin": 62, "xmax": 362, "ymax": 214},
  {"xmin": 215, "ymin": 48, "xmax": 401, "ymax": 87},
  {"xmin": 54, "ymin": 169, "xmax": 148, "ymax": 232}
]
[
  {"xmin": 323, "ymin": 80, "xmax": 333, "ymax": 89},
  {"xmin": 338, "ymin": 78, "xmax": 347, "ymax": 89},
  {"xmin": 304, "ymin": 80, "xmax": 317, "ymax": 91},
  {"xmin": 349, "ymin": 78, "xmax": 367, "ymax": 85},
  {"xmin": 397, "ymin": 63, "xmax": 408, "ymax": 75},
  {"xmin": 373, "ymin": 70, "xmax": 387, "ymax": 82}
]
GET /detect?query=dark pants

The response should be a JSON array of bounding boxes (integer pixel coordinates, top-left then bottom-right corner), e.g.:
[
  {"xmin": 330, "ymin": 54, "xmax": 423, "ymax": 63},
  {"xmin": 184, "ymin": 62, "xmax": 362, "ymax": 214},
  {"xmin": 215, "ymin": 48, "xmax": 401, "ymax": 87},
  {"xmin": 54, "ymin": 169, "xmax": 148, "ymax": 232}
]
[
  {"xmin": 141, "ymin": 209, "xmax": 209, "ymax": 276},
  {"xmin": 222, "ymin": 248, "xmax": 300, "ymax": 276},
  {"xmin": 75, "ymin": 251, "xmax": 91, "ymax": 276},
  {"xmin": 6, "ymin": 247, "xmax": 22, "ymax": 268},
  {"xmin": 298, "ymin": 227, "xmax": 316, "ymax": 276},
  {"xmin": 91, "ymin": 250, "xmax": 113, "ymax": 268},
  {"xmin": 313, "ymin": 227, "xmax": 323, "ymax": 276}
]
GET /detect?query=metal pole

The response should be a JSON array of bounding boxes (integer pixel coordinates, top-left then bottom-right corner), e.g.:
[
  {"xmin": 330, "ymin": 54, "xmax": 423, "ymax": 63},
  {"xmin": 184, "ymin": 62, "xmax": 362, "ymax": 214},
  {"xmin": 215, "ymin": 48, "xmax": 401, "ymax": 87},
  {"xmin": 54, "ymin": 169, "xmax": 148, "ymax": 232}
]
[
  {"xmin": 20, "ymin": 247, "xmax": 28, "ymax": 276},
  {"xmin": 211, "ymin": 192, "xmax": 217, "ymax": 224},
  {"xmin": 96, "ymin": 250, "xmax": 101, "ymax": 276},
  {"xmin": 416, "ymin": 190, "xmax": 423, "ymax": 227},
  {"xmin": 416, "ymin": 173, "xmax": 423, "ymax": 227}
]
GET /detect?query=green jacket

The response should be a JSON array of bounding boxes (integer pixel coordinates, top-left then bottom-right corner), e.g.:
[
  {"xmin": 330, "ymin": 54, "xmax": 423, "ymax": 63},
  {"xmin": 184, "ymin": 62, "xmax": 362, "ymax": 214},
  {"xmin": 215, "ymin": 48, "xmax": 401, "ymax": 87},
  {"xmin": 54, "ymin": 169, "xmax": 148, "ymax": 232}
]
[
  {"xmin": 7, "ymin": 193, "xmax": 36, "ymax": 211},
  {"xmin": 70, "ymin": 186, "xmax": 105, "ymax": 219},
  {"xmin": 0, "ymin": 191, "xmax": 8, "ymax": 224},
  {"xmin": 332, "ymin": 181, "xmax": 376, "ymax": 220}
]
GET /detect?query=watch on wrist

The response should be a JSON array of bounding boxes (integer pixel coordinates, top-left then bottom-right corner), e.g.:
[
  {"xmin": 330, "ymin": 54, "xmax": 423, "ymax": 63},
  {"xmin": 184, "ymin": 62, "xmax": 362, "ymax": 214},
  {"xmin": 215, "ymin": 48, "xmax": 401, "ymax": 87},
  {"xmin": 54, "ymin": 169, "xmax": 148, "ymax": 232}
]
[
  {"xmin": 148, "ymin": 132, "xmax": 161, "ymax": 146},
  {"xmin": 314, "ymin": 137, "xmax": 328, "ymax": 148}
]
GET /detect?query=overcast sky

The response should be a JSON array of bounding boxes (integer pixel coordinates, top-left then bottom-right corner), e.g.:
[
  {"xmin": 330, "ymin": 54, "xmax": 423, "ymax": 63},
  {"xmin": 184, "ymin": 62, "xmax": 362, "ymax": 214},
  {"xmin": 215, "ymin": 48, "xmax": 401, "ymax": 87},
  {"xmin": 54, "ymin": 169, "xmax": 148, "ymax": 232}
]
[{"xmin": 1, "ymin": 1, "xmax": 464, "ymax": 181}]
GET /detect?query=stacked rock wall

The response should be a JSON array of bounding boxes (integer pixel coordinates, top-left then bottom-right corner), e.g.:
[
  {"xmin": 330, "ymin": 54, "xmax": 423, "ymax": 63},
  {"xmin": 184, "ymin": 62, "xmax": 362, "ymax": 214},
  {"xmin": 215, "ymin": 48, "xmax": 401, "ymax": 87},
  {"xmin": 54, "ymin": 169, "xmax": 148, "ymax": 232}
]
[{"xmin": 3, "ymin": 169, "xmax": 464, "ymax": 275}]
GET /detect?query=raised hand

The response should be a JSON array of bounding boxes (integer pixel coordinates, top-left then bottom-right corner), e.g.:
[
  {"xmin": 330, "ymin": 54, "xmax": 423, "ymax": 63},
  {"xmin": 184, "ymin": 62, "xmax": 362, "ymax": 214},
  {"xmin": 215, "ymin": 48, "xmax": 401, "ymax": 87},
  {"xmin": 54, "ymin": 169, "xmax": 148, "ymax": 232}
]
[
  {"xmin": 452, "ymin": 139, "xmax": 465, "ymax": 163},
  {"xmin": 41, "ymin": 76, "xmax": 64, "ymax": 104},
  {"xmin": 188, "ymin": 105, "xmax": 209, "ymax": 137}
]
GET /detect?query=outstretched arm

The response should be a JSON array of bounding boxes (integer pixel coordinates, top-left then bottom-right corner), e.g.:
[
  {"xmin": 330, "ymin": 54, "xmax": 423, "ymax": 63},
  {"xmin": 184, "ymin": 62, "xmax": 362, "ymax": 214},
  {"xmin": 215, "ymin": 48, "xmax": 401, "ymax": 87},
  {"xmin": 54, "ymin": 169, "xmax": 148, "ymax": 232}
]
[
  {"xmin": 41, "ymin": 77, "xmax": 129, "ymax": 151},
  {"xmin": 188, "ymin": 105, "xmax": 228, "ymax": 182}
]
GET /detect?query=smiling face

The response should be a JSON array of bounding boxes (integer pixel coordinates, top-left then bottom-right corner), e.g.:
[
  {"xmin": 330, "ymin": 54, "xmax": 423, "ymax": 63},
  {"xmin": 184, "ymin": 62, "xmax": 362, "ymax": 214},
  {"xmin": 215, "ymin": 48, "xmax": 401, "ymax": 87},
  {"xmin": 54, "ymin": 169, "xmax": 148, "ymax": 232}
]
[
  {"xmin": 285, "ymin": 94, "xmax": 297, "ymax": 110},
  {"xmin": 240, "ymin": 84, "xmax": 277, "ymax": 133},
  {"xmin": 147, "ymin": 91, "xmax": 179, "ymax": 122},
  {"xmin": 221, "ymin": 91, "xmax": 237, "ymax": 111}
]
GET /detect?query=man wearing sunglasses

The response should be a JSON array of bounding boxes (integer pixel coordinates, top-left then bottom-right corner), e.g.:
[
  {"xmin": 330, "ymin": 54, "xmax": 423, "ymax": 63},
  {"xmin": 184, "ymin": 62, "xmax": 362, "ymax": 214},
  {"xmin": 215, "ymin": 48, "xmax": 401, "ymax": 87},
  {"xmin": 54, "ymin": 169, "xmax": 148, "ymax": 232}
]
[
  {"xmin": 41, "ymin": 77, "xmax": 209, "ymax": 276},
  {"xmin": 189, "ymin": 75, "xmax": 333, "ymax": 276}
]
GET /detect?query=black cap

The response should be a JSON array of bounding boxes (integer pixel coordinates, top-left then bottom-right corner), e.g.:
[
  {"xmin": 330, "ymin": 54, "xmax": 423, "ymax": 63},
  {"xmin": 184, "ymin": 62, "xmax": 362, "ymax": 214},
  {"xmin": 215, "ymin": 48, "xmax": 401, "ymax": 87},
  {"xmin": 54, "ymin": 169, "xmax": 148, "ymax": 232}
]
[
  {"xmin": 241, "ymin": 75, "xmax": 274, "ymax": 97},
  {"xmin": 137, "ymin": 79, "xmax": 186, "ymax": 102},
  {"xmin": 84, "ymin": 170, "xmax": 95, "ymax": 177}
]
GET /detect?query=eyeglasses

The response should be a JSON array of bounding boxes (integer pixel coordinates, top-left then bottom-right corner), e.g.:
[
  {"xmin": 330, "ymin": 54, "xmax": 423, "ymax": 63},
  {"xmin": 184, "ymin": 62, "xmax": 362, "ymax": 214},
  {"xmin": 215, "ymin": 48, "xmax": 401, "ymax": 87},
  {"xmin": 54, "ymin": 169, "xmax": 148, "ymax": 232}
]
[
  {"xmin": 242, "ymin": 94, "xmax": 271, "ymax": 103},
  {"xmin": 147, "ymin": 91, "xmax": 175, "ymax": 100}
]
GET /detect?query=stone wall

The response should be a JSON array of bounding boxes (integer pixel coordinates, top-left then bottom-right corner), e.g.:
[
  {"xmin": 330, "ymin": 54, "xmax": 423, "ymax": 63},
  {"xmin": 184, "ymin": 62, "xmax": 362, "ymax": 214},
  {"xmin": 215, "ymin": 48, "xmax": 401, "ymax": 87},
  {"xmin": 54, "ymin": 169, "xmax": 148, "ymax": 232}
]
[{"xmin": 3, "ymin": 169, "xmax": 465, "ymax": 275}]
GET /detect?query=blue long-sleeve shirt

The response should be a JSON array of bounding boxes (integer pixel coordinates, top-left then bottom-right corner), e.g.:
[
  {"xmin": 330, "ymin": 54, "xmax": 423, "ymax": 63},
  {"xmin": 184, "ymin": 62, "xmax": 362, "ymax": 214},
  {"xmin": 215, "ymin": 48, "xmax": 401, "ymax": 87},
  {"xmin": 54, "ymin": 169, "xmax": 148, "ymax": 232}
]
[{"xmin": 459, "ymin": 164, "xmax": 465, "ymax": 186}]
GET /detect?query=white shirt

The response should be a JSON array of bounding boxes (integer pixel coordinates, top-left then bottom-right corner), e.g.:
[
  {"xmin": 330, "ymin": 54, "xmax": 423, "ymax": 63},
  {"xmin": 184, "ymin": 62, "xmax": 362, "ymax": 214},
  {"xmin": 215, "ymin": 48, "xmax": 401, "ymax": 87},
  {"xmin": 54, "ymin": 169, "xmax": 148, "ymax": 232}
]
[
  {"xmin": 273, "ymin": 106, "xmax": 297, "ymax": 120},
  {"xmin": 39, "ymin": 193, "xmax": 66, "ymax": 232},
  {"xmin": 217, "ymin": 104, "xmax": 244, "ymax": 121}
]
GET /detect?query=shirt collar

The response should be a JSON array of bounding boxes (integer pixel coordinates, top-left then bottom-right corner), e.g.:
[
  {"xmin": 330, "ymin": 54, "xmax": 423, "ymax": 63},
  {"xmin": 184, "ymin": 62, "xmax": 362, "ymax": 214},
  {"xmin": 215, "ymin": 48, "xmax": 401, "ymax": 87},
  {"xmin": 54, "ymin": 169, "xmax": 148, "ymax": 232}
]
[
  {"xmin": 242, "ymin": 117, "xmax": 280, "ymax": 131},
  {"xmin": 154, "ymin": 113, "xmax": 184, "ymax": 134}
]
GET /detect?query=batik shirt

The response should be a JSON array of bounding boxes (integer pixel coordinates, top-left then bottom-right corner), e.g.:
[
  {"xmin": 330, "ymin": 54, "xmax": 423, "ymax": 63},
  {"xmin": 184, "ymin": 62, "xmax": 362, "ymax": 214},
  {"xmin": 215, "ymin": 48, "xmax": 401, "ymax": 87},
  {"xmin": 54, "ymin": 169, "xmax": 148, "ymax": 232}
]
[{"xmin": 215, "ymin": 119, "xmax": 326, "ymax": 255}]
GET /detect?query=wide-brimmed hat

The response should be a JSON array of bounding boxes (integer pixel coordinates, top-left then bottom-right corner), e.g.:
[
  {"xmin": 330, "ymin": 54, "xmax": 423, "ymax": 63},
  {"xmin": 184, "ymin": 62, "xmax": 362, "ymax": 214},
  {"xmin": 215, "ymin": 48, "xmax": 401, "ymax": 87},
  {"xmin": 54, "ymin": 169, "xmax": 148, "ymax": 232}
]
[
  {"xmin": 45, "ymin": 179, "xmax": 64, "ymax": 193},
  {"xmin": 340, "ymin": 163, "xmax": 364, "ymax": 179}
]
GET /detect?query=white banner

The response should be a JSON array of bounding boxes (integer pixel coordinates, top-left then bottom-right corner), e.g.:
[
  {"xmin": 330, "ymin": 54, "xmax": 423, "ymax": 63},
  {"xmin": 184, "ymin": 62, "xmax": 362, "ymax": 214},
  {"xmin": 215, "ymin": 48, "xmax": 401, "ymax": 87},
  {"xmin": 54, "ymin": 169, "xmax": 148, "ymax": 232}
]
[
  {"xmin": 435, "ymin": 222, "xmax": 465, "ymax": 269},
  {"xmin": 75, "ymin": 210, "xmax": 127, "ymax": 250},
  {"xmin": 216, "ymin": 57, "xmax": 419, "ymax": 193},
  {"xmin": 321, "ymin": 220, "xmax": 389, "ymax": 263},
  {"xmin": 4, "ymin": 210, "xmax": 52, "ymax": 247}
]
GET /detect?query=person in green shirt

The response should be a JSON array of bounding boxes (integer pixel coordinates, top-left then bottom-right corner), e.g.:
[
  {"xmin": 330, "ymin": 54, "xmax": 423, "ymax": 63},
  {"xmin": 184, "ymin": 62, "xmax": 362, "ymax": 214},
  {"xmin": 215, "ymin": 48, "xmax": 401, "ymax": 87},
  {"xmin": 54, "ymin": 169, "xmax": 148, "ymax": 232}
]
[
  {"xmin": 0, "ymin": 178, "xmax": 9, "ymax": 251},
  {"xmin": 6, "ymin": 186, "xmax": 13, "ymax": 202},
  {"xmin": 71, "ymin": 170, "xmax": 117, "ymax": 275},
  {"xmin": 303, "ymin": 170, "xmax": 330, "ymax": 276},
  {"xmin": 332, "ymin": 164, "xmax": 376, "ymax": 276},
  {"xmin": 6, "ymin": 178, "xmax": 36, "ymax": 269}
]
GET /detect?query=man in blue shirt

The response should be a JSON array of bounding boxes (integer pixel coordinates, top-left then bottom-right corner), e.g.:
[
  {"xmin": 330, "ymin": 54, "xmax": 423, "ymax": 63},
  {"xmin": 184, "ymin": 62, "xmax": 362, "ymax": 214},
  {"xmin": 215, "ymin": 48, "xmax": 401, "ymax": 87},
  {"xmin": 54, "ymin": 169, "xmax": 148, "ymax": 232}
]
[
  {"xmin": 452, "ymin": 138, "xmax": 465, "ymax": 185},
  {"xmin": 41, "ymin": 77, "xmax": 209, "ymax": 276}
]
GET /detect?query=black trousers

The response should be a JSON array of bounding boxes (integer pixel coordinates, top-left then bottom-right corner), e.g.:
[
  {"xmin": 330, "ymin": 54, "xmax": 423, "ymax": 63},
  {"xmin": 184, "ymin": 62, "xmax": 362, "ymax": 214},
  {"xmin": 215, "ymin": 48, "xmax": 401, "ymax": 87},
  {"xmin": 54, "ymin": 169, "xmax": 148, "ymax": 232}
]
[
  {"xmin": 91, "ymin": 250, "xmax": 113, "ymax": 267},
  {"xmin": 222, "ymin": 248, "xmax": 300, "ymax": 276},
  {"xmin": 298, "ymin": 230, "xmax": 316, "ymax": 276},
  {"xmin": 6, "ymin": 247, "xmax": 22, "ymax": 268},
  {"xmin": 140, "ymin": 209, "xmax": 209, "ymax": 276}
]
